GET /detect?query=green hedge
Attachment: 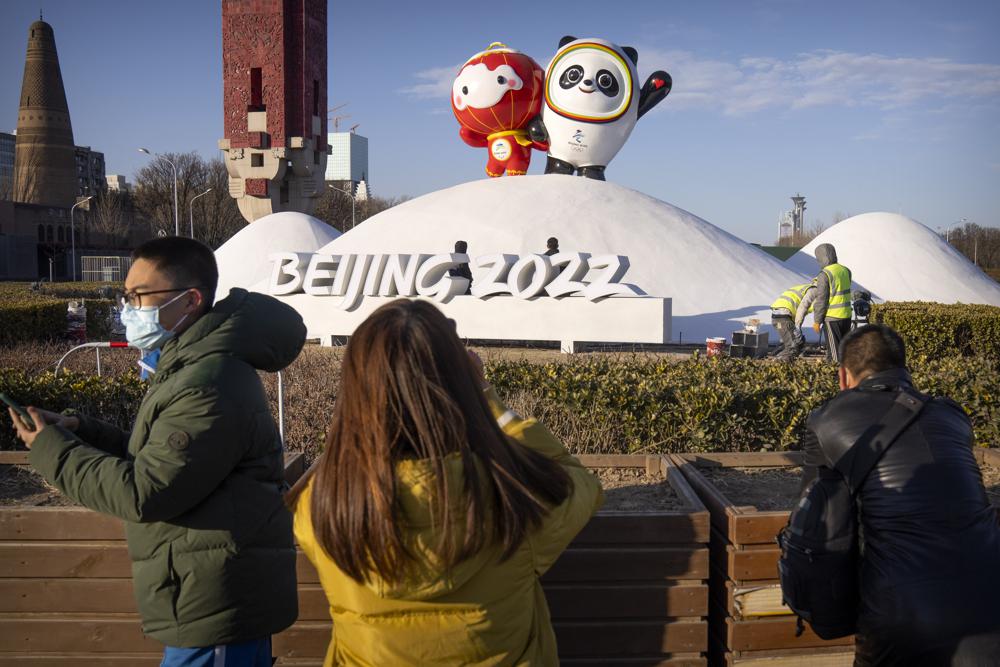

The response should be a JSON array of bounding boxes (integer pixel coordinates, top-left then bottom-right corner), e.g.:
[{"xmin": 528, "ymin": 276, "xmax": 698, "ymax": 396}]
[
  {"xmin": 0, "ymin": 301, "xmax": 67, "ymax": 347},
  {"xmin": 0, "ymin": 369, "xmax": 146, "ymax": 450},
  {"xmin": 0, "ymin": 282, "xmax": 117, "ymax": 345},
  {"xmin": 0, "ymin": 281, "xmax": 116, "ymax": 300},
  {"xmin": 488, "ymin": 355, "xmax": 1000, "ymax": 453},
  {"xmin": 6, "ymin": 355, "xmax": 994, "ymax": 454},
  {"xmin": 871, "ymin": 302, "xmax": 1000, "ymax": 359}
]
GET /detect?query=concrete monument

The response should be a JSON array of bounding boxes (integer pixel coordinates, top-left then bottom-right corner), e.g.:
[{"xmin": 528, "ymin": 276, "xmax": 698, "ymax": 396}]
[{"xmin": 219, "ymin": 0, "xmax": 329, "ymax": 222}]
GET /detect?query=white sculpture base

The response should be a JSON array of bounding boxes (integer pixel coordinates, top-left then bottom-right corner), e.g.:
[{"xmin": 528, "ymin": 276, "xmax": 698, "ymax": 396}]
[{"xmin": 275, "ymin": 294, "xmax": 672, "ymax": 352}]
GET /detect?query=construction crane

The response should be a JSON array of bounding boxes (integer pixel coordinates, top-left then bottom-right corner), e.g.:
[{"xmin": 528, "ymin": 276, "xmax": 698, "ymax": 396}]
[
  {"xmin": 328, "ymin": 103, "xmax": 350, "ymax": 132},
  {"xmin": 348, "ymin": 123, "xmax": 360, "ymax": 133}
]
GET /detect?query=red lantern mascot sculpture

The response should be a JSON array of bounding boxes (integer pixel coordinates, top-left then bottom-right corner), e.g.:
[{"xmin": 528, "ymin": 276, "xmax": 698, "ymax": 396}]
[{"xmin": 452, "ymin": 43, "xmax": 548, "ymax": 177}]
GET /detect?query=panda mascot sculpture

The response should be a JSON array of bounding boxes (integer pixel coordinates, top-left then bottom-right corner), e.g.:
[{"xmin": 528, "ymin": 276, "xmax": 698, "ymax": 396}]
[{"xmin": 528, "ymin": 36, "xmax": 672, "ymax": 180}]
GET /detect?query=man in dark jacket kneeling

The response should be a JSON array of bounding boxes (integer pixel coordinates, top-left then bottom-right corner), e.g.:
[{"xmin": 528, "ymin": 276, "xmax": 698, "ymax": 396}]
[
  {"xmin": 9, "ymin": 237, "xmax": 306, "ymax": 666},
  {"xmin": 802, "ymin": 324, "xmax": 1000, "ymax": 665}
]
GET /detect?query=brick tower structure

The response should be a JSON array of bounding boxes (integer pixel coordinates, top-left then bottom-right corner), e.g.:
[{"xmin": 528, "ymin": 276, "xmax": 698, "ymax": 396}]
[
  {"xmin": 13, "ymin": 18, "xmax": 78, "ymax": 209},
  {"xmin": 219, "ymin": 0, "xmax": 329, "ymax": 223}
]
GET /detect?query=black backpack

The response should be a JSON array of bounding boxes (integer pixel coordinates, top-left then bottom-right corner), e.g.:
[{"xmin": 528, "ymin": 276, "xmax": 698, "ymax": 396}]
[{"xmin": 777, "ymin": 387, "xmax": 928, "ymax": 640}]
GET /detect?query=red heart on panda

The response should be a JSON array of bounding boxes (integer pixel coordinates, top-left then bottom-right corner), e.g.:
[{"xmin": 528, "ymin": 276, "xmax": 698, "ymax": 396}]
[{"xmin": 652, "ymin": 79, "xmax": 665, "ymax": 89}]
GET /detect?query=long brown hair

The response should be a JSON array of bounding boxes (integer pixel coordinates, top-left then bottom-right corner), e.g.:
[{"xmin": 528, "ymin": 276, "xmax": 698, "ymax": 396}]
[{"xmin": 288, "ymin": 299, "xmax": 572, "ymax": 584}]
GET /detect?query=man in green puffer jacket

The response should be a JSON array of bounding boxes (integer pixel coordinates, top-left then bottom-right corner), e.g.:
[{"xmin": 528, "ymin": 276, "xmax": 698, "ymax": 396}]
[{"xmin": 8, "ymin": 237, "xmax": 305, "ymax": 666}]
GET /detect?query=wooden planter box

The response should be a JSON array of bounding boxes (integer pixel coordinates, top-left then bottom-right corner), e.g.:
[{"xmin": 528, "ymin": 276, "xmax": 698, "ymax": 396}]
[
  {"xmin": 670, "ymin": 453, "xmax": 854, "ymax": 667},
  {"xmin": 4, "ymin": 445, "xmax": 995, "ymax": 666},
  {"xmin": 275, "ymin": 454, "xmax": 713, "ymax": 667},
  {"xmin": 0, "ymin": 451, "xmax": 306, "ymax": 666}
]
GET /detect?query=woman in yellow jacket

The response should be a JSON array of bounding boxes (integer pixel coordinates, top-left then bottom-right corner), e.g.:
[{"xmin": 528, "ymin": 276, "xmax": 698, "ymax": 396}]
[{"xmin": 288, "ymin": 299, "xmax": 604, "ymax": 666}]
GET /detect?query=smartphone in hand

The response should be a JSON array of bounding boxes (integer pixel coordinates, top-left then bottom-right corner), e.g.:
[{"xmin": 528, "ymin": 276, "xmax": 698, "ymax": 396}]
[{"xmin": 0, "ymin": 392, "xmax": 37, "ymax": 430}]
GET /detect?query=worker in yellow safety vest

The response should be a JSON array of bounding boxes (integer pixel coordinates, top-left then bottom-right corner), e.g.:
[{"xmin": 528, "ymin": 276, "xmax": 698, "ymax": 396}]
[
  {"xmin": 812, "ymin": 243, "xmax": 853, "ymax": 362},
  {"xmin": 770, "ymin": 280, "xmax": 817, "ymax": 361}
]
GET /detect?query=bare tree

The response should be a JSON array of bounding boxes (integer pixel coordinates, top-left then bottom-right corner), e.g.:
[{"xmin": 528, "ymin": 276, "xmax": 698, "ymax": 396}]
[
  {"xmin": 775, "ymin": 213, "xmax": 837, "ymax": 247},
  {"xmin": 313, "ymin": 185, "xmax": 354, "ymax": 233},
  {"xmin": 90, "ymin": 190, "xmax": 135, "ymax": 247},
  {"xmin": 0, "ymin": 172, "xmax": 12, "ymax": 201},
  {"xmin": 313, "ymin": 185, "xmax": 407, "ymax": 233},
  {"xmin": 132, "ymin": 153, "xmax": 248, "ymax": 249},
  {"xmin": 777, "ymin": 224, "xmax": 821, "ymax": 247},
  {"xmin": 947, "ymin": 222, "xmax": 1000, "ymax": 269},
  {"xmin": 135, "ymin": 153, "xmax": 405, "ymax": 247},
  {"xmin": 10, "ymin": 148, "xmax": 40, "ymax": 204},
  {"xmin": 194, "ymin": 158, "xmax": 246, "ymax": 249},
  {"xmin": 360, "ymin": 193, "xmax": 409, "ymax": 223},
  {"xmin": 133, "ymin": 152, "xmax": 208, "ymax": 237}
]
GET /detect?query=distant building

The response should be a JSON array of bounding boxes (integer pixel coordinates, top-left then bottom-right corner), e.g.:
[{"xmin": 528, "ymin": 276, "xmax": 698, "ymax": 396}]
[
  {"xmin": 325, "ymin": 131, "xmax": 368, "ymax": 194},
  {"xmin": 75, "ymin": 145, "xmax": 105, "ymax": 197},
  {"xmin": 0, "ymin": 18, "xmax": 143, "ymax": 280},
  {"xmin": 0, "ymin": 131, "xmax": 14, "ymax": 193},
  {"xmin": 354, "ymin": 179, "xmax": 369, "ymax": 202},
  {"xmin": 777, "ymin": 210, "xmax": 794, "ymax": 241},
  {"xmin": 105, "ymin": 174, "xmax": 130, "ymax": 193},
  {"xmin": 777, "ymin": 193, "xmax": 806, "ymax": 241}
]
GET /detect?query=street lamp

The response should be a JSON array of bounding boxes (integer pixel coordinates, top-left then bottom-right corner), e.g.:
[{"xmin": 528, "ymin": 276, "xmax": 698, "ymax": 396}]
[
  {"xmin": 189, "ymin": 188, "xmax": 213, "ymax": 239},
  {"xmin": 328, "ymin": 183, "xmax": 355, "ymax": 230},
  {"xmin": 70, "ymin": 196, "xmax": 94, "ymax": 281},
  {"xmin": 139, "ymin": 148, "xmax": 179, "ymax": 236},
  {"xmin": 941, "ymin": 218, "xmax": 967, "ymax": 243}
]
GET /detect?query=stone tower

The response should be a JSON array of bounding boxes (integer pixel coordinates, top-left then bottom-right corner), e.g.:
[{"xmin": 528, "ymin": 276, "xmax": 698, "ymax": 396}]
[
  {"xmin": 219, "ymin": 0, "xmax": 329, "ymax": 223},
  {"xmin": 14, "ymin": 18, "xmax": 78, "ymax": 209},
  {"xmin": 790, "ymin": 194, "xmax": 807, "ymax": 237}
]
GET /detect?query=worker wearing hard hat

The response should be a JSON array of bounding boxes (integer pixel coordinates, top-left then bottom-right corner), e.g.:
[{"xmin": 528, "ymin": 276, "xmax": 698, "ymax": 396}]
[{"xmin": 770, "ymin": 279, "xmax": 817, "ymax": 361}]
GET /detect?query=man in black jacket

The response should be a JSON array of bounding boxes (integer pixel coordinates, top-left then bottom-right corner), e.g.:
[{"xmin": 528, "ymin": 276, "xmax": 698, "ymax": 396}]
[
  {"xmin": 448, "ymin": 240, "xmax": 473, "ymax": 295},
  {"xmin": 802, "ymin": 324, "xmax": 1000, "ymax": 665}
]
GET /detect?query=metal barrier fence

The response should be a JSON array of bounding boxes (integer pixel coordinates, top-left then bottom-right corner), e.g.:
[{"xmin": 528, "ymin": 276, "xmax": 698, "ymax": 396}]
[
  {"xmin": 81, "ymin": 255, "xmax": 133, "ymax": 283},
  {"xmin": 55, "ymin": 341, "xmax": 134, "ymax": 378},
  {"xmin": 53, "ymin": 342, "xmax": 286, "ymax": 444}
]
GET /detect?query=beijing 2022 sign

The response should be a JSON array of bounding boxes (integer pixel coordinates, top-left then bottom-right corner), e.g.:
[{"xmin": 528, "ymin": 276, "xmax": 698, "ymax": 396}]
[{"xmin": 268, "ymin": 251, "xmax": 643, "ymax": 309}]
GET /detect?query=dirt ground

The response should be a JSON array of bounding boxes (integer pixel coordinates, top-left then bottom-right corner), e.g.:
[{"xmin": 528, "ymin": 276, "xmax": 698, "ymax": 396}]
[
  {"xmin": 594, "ymin": 466, "xmax": 688, "ymax": 512},
  {"xmin": 0, "ymin": 465, "xmax": 76, "ymax": 506},
  {"xmin": 3, "ymin": 459, "xmax": 994, "ymax": 511},
  {"xmin": 982, "ymin": 464, "xmax": 1000, "ymax": 507},
  {"xmin": 465, "ymin": 343, "xmax": 828, "ymax": 364},
  {"xmin": 700, "ymin": 466, "xmax": 804, "ymax": 511}
]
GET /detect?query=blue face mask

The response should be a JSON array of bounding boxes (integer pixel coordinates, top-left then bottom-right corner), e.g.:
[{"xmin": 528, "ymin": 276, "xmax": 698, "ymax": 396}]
[{"xmin": 119, "ymin": 290, "xmax": 191, "ymax": 352}]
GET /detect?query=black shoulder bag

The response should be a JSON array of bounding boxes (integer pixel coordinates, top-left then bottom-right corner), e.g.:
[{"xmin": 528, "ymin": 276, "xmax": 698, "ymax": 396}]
[{"xmin": 777, "ymin": 387, "xmax": 929, "ymax": 640}]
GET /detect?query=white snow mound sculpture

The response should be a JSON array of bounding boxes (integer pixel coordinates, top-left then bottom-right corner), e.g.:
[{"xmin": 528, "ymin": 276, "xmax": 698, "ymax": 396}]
[
  {"xmin": 215, "ymin": 211, "xmax": 341, "ymax": 303},
  {"xmin": 787, "ymin": 212, "xmax": 1000, "ymax": 306},
  {"xmin": 316, "ymin": 176, "xmax": 809, "ymax": 341}
]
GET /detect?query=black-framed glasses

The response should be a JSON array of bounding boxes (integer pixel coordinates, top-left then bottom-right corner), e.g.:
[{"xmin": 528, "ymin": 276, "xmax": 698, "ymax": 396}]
[{"xmin": 116, "ymin": 287, "xmax": 203, "ymax": 309}]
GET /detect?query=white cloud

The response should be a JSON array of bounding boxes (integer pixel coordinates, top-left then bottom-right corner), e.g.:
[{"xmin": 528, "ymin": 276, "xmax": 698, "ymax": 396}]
[
  {"xmin": 638, "ymin": 48, "xmax": 1000, "ymax": 116},
  {"xmin": 398, "ymin": 65, "xmax": 459, "ymax": 99},
  {"xmin": 401, "ymin": 49, "xmax": 1000, "ymax": 118}
]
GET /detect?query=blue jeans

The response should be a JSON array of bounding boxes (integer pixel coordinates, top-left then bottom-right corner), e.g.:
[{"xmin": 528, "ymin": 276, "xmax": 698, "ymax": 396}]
[{"xmin": 161, "ymin": 637, "xmax": 272, "ymax": 667}]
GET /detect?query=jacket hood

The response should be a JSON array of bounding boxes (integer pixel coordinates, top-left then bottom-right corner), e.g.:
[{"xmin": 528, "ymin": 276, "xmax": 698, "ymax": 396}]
[
  {"xmin": 815, "ymin": 243, "xmax": 838, "ymax": 267},
  {"xmin": 363, "ymin": 453, "xmax": 499, "ymax": 602},
  {"xmin": 160, "ymin": 288, "xmax": 306, "ymax": 374}
]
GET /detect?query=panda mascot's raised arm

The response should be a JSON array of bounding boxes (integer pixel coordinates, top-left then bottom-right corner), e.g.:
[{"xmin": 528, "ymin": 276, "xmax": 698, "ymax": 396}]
[{"xmin": 528, "ymin": 36, "xmax": 672, "ymax": 180}]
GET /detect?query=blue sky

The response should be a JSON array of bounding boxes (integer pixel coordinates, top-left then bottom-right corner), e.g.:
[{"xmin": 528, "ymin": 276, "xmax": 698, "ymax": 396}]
[{"xmin": 2, "ymin": 0, "xmax": 998, "ymax": 243}]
